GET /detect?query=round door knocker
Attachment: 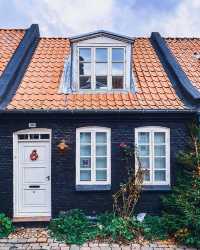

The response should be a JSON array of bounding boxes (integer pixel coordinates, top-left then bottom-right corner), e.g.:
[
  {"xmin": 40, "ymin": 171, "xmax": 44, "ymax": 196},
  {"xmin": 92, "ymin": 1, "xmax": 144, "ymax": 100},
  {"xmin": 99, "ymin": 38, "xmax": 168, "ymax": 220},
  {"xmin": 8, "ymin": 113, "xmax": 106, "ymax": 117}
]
[{"xmin": 30, "ymin": 149, "xmax": 38, "ymax": 161}]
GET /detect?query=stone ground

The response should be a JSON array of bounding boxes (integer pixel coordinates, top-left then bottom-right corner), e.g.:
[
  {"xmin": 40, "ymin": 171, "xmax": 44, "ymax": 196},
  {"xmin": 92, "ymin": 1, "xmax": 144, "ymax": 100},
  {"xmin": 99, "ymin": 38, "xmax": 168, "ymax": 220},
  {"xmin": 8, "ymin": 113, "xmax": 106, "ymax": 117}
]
[{"xmin": 0, "ymin": 228, "xmax": 197, "ymax": 250}]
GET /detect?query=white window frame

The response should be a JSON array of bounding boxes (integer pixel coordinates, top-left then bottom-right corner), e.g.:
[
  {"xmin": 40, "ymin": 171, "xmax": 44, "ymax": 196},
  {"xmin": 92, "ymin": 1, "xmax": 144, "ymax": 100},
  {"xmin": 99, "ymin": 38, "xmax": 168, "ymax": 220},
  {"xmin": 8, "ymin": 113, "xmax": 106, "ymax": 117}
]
[
  {"xmin": 77, "ymin": 46, "xmax": 126, "ymax": 91},
  {"xmin": 76, "ymin": 126, "xmax": 111, "ymax": 186},
  {"xmin": 135, "ymin": 126, "xmax": 170, "ymax": 186}
]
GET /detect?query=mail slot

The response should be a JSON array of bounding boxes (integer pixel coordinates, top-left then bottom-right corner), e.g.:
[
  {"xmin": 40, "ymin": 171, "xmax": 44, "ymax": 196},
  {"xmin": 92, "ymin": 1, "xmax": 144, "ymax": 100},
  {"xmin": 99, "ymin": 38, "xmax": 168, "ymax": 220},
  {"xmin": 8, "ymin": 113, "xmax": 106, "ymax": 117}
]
[{"xmin": 29, "ymin": 185, "xmax": 40, "ymax": 188}]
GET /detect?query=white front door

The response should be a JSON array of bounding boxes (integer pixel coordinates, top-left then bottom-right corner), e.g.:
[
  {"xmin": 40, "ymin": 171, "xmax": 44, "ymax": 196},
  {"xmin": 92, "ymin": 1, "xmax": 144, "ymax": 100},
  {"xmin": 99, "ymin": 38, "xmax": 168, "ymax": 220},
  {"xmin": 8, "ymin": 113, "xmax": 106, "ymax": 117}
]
[{"xmin": 14, "ymin": 130, "xmax": 51, "ymax": 218}]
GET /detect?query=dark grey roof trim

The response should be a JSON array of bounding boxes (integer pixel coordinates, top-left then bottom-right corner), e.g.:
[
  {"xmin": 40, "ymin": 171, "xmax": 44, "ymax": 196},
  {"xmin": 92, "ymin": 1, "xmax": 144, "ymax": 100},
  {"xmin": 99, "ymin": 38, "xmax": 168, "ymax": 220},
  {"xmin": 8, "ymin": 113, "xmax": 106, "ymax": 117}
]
[
  {"xmin": 0, "ymin": 24, "xmax": 40, "ymax": 109},
  {"xmin": 70, "ymin": 30, "xmax": 133, "ymax": 43},
  {"xmin": 0, "ymin": 108, "xmax": 195, "ymax": 114},
  {"xmin": 151, "ymin": 32, "xmax": 200, "ymax": 102}
]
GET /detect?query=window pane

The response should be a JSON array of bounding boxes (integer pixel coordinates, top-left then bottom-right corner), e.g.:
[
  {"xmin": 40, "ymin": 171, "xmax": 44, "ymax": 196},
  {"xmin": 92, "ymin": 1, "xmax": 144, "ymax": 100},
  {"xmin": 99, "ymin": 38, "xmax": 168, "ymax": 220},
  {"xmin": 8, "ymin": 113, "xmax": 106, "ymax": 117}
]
[
  {"xmin": 138, "ymin": 132, "xmax": 149, "ymax": 144},
  {"xmin": 143, "ymin": 170, "xmax": 150, "ymax": 181},
  {"xmin": 96, "ymin": 63, "xmax": 107, "ymax": 75},
  {"xmin": 96, "ymin": 157, "xmax": 107, "ymax": 169},
  {"xmin": 112, "ymin": 63, "xmax": 124, "ymax": 75},
  {"xmin": 139, "ymin": 157, "xmax": 150, "ymax": 169},
  {"xmin": 96, "ymin": 76, "xmax": 107, "ymax": 89},
  {"xmin": 155, "ymin": 170, "xmax": 166, "ymax": 181},
  {"xmin": 80, "ymin": 132, "xmax": 91, "ymax": 144},
  {"xmin": 80, "ymin": 145, "xmax": 91, "ymax": 156},
  {"xmin": 154, "ymin": 132, "xmax": 165, "ymax": 144},
  {"xmin": 40, "ymin": 134, "xmax": 50, "ymax": 139},
  {"xmin": 80, "ymin": 157, "xmax": 91, "ymax": 168},
  {"xmin": 80, "ymin": 76, "xmax": 91, "ymax": 89},
  {"xmin": 112, "ymin": 48, "xmax": 124, "ymax": 62},
  {"xmin": 30, "ymin": 134, "xmax": 39, "ymax": 139},
  {"xmin": 79, "ymin": 48, "xmax": 91, "ymax": 62},
  {"xmin": 112, "ymin": 76, "xmax": 123, "ymax": 89},
  {"xmin": 138, "ymin": 145, "xmax": 149, "ymax": 157},
  {"xmin": 96, "ymin": 132, "xmax": 107, "ymax": 143},
  {"xmin": 79, "ymin": 62, "xmax": 91, "ymax": 75},
  {"xmin": 96, "ymin": 170, "xmax": 107, "ymax": 181},
  {"xmin": 154, "ymin": 145, "xmax": 165, "ymax": 157},
  {"xmin": 18, "ymin": 134, "xmax": 28, "ymax": 140},
  {"xmin": 96, "ymin": 145, "xmax": 107, "ymax": 156},
  {"xmin": 96, "ymin": 48, "xmax": 107, "ymax": 62},
  {"xmin": 155, "ymin": 158, "xmax": 166, "ymax": 169},
  {"xmin": 80, "ymin": 170, "xmax": 91, "ymax": 181}
]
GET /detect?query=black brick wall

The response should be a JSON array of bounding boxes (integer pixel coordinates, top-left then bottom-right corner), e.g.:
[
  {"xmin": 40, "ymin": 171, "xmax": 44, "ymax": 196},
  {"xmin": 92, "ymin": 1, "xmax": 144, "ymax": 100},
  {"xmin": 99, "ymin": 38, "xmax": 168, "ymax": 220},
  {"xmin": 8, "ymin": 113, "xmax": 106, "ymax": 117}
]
[{"xmin": 0, "ymin": 112, "xmax": 193, "ymax": 217}]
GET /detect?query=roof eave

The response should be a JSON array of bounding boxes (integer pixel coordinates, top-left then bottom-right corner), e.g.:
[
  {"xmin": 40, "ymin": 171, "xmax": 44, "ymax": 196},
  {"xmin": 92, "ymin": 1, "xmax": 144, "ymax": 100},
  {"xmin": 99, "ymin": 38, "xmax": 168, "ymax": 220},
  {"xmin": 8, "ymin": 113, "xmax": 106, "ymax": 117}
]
[{"xmin": 0, "ymin": 108, "xmax": 195, "ymax": 114}]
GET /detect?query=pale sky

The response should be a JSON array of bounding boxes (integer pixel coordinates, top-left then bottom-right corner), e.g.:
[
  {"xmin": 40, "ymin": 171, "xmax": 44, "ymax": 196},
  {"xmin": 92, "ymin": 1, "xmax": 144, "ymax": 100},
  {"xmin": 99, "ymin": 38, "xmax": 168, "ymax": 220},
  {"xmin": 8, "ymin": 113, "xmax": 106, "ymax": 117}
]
[{"xmin": 0, "ymin": 0, "xmax": 200, "ymax": 37}]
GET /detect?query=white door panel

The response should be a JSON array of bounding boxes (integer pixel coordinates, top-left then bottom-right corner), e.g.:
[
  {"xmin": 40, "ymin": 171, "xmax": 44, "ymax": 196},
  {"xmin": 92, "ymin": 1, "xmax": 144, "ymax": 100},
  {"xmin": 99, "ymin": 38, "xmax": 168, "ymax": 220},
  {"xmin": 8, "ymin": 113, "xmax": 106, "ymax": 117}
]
[{"xmin": 15, "ymin": 139, "xmax": 51, "ymax": 217}]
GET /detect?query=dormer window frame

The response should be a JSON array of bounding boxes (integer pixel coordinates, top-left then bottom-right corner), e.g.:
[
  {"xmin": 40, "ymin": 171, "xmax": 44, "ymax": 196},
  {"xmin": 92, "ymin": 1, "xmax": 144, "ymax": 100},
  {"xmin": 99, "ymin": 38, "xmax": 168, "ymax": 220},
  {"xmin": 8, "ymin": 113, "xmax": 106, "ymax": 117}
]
[
  {"xmin": 78, "ymin": 45, "xmax": 126, "ymax": 91},
  {"xmin": 71, "ymin": 33, "xmax": 133, "ymax": 93}
]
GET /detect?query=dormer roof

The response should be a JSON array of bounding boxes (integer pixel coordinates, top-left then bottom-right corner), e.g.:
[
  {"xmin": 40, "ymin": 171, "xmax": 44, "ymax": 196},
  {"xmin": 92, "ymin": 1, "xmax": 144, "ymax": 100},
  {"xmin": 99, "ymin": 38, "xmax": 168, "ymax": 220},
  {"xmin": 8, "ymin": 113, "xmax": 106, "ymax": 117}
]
[{"xmin": 70, "ymin": 30, "xmax": 133, "ymax": 44}]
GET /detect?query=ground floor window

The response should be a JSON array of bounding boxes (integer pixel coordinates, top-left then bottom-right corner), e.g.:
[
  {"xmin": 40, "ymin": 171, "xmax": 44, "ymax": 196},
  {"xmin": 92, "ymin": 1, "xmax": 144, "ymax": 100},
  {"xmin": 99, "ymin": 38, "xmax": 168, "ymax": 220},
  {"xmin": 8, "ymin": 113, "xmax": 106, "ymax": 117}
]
[
  {"xmin": 76, "ymin": 127, "xmax": 111, "ymax": 185},
  {"xmin": 135, "ymin": 126, "xmax": 170, "ymax": 185}
]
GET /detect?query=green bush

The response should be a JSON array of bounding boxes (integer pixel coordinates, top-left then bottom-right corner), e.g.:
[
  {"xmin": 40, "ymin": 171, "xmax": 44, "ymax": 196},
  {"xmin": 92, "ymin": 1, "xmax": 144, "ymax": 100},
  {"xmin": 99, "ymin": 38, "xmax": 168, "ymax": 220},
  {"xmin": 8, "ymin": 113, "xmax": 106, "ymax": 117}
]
[
  {"xmin": 161, "ymin": 174, "xmax": 200, "ymax": 248},
  {"xmin": 0, "ymin": 213, "xmax": 14, "ymax": 238},
  {"xmin": 158, "ymin": 124, "xmax": 200, "ymax": 248},
  {"xmin": 48, "ymin": 209, "xmax": 97, "ymax": 245},
  {"xmin": 142, "ymin": 216, "xmax": 168, "ymax": 241},
  {"xmin": 96, "ymin": 212, "xmax": 141, "ymax": 242}
]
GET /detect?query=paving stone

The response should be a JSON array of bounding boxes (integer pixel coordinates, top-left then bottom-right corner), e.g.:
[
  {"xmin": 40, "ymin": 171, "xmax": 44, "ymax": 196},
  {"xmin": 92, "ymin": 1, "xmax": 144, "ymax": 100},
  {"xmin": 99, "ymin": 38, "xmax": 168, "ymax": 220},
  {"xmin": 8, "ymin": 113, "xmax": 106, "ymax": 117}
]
[
  {"xmin": 111, "ymin": 247, "xmax": 121, "ymax": 250},
  {"xmin": 89, "ymin": 242, "xmax": 99, "ymax": 247},
  {"xmin": 100, "ymin": 246, "xmax": 111, "ymax": 250},
  {"xmin": 98, "ymin": 243, "xmax": 110, "ymax": 247},
  {"xmin": 70, "ymin": 245, "xmax": 80, "ymax": 250},
  {"xmin": 141, "ymin": 247, "xmax": 153, "ymax": 250},
  {"xmin": 80, "ymin": 247, "xmax": 91, "ymax": 250},
  {"xmin": 90, "ymin": 247, "xmax": 101, "ymax": 250},
  {"xmin": 121, "ymin": 246, "xmax": 131, "ymax": 250},
  {"xmin": 60, "ymin": 247, "xmax": 70, "ymax": 250}
]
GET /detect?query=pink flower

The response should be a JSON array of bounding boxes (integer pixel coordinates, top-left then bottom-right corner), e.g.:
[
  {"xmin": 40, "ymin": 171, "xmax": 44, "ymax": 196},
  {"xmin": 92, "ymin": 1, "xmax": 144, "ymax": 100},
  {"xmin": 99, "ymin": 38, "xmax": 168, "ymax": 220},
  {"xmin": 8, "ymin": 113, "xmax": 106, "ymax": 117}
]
[{"xmin": 119, "ymin": 143, "xmax": 127, "ymax": 148}]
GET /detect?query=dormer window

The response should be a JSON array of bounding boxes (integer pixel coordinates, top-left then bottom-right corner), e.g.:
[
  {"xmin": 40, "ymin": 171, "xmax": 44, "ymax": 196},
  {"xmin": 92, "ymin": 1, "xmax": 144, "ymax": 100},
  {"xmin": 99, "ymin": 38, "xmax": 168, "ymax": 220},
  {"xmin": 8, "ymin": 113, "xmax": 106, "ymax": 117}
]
[
  {"xmin": 79, "ymin": 47, "xmax": 125, "ymax": 90},
  {"xmin": 60, "ymin": 31, "xmax": 134, "ymax": 94}
]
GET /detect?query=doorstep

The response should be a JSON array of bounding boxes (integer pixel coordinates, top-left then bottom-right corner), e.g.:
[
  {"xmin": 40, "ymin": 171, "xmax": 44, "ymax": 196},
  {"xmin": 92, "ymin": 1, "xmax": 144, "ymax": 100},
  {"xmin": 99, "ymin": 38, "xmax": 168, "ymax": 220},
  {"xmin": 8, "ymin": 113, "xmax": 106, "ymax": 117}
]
[{"xmin": 12, "ymin": 216, "xmax": 51, "ymax": 222}]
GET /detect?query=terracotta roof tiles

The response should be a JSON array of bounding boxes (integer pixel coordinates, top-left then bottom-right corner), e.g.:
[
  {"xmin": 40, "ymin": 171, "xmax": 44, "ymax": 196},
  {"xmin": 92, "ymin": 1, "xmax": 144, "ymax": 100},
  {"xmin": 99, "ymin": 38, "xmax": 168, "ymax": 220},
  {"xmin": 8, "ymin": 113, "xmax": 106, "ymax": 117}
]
[
  {"xmin": 166, "ymin": 38, "xmax": 200, "ymax": 92},
  {"xmin": 4, "ymin": 34, "xmax": 187, "ymax": 111},
  {"xmin": 0, "ymin": 29, "xmax": 25, "ymax": 77}
]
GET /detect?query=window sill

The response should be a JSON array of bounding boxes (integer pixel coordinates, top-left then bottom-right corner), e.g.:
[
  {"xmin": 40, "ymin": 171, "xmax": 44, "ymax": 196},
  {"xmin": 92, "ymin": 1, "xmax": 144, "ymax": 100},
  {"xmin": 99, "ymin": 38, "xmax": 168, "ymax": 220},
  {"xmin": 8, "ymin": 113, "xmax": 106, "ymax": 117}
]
[
  {"xmin": 142, "ymin": 185, "xmax": 171, "ymax": 191},
  {"xmin": 74, "ymin": 89, "xmax": 130, "ymax": 93},
  {"xmin": 76, "ymin": 184, "xmax": 111, "ymax": 191}
]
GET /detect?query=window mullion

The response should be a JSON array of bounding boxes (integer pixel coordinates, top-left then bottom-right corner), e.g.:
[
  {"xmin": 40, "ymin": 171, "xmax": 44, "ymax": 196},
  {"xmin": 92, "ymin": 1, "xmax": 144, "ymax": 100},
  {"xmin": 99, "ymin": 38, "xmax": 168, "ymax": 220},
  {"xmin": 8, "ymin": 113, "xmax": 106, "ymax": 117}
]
[
  {"xmin": 108, "ymin": 48, "xmax": 112, "ymax": 90},
  {"xmin": 91, "ymin": 131, "xmax": 96, "ymax": 183},
  {"xmin": 151, "ymin": 131, "xmax": 154, "ymax": 185},
  {"xmin": 92, "ymin": 48, "xmax": 95, "ymax": 90}
]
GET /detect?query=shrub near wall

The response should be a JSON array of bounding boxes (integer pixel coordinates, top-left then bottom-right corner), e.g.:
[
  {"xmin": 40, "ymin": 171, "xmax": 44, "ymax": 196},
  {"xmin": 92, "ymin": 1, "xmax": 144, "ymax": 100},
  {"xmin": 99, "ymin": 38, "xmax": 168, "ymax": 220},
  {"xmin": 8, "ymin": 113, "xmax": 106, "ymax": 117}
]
[{"xmin": 0, "ymin": 213, "xmax": 14, "ymax": 238}]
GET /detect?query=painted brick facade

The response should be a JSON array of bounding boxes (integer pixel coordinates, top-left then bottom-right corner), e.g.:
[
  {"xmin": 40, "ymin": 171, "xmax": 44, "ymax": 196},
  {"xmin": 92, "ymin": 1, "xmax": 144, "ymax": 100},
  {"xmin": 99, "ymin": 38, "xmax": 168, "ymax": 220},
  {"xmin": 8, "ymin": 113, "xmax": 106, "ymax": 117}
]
[{"xmin": 0, "ymin": 112, "xmax": 193, "ymax": 217}]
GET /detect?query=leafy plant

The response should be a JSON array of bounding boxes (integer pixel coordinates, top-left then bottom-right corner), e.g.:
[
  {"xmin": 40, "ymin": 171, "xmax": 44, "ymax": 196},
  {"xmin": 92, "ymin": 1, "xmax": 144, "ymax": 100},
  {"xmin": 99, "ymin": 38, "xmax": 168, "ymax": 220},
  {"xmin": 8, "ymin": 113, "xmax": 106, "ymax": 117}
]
[
  {"xmin": 142, "ymin": 216, "xmax": 168, "ymax": 241},
  {"xmin": 48, "ymin": 209, "xmax": 97, "ymax": 245},
  {"xmin": 96, "ymin": 212, "xmax": 141, "ymax": 242},
  {"xmin": 113, "ymin": 143, "xmax": 144, "ymax": 218},
  {"xmin": 0, "ymin": 213, "xmax": 14, "ymax": 238},
  {"xmin": 160, "ymin": 123, "xmax": 200, "ymax": 248}
]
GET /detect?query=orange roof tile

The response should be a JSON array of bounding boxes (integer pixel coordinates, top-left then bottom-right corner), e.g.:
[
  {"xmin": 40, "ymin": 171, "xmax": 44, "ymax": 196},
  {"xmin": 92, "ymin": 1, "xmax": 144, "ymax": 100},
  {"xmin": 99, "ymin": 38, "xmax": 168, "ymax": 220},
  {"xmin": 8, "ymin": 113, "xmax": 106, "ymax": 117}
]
[
  {"xmin": 7, "ymin": 36, "xmax": 187, "ymax": 111},
  {"xmin": 166, "ymin": 38, "xmax": 200, "ymax": 92},
  {"xmin": 0, "ymin": 29, "xmax": 25, "ymax": 77}
]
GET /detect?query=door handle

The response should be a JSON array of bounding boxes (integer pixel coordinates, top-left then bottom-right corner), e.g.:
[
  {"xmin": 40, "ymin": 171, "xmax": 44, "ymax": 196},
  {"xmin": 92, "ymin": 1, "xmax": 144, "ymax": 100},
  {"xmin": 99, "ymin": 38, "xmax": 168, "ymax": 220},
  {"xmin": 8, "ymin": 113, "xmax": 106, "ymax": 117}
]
[{"xmin": 46, "ymin": 176, "xmax": 50, "ymax": 181}]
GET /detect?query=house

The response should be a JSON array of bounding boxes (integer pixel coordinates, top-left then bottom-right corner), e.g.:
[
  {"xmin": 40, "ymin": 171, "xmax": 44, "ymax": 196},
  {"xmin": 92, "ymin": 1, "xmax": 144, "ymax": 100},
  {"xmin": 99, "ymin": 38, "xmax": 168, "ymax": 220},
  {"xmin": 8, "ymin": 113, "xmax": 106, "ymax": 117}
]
[{"xmin": 0, "ymin": 24, "xmax": 199, "ymax": 222}]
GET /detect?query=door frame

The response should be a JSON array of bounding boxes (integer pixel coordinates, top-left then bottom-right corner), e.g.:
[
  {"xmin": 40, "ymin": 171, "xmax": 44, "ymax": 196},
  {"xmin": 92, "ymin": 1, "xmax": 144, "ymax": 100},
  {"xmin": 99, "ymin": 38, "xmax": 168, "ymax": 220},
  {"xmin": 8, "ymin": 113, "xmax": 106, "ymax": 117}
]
[{"xmin": 13, "ymin": 128, "xmax": 52, "ymax": 219}]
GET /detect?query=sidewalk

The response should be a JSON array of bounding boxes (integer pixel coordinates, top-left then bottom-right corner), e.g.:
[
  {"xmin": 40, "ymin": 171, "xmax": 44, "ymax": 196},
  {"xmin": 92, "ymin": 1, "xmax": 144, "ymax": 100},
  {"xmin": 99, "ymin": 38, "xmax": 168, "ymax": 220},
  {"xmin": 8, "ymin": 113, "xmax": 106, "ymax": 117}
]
[{"xmin": 0, "ymin": 228, "xmax": 196, "ymax": 250}]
